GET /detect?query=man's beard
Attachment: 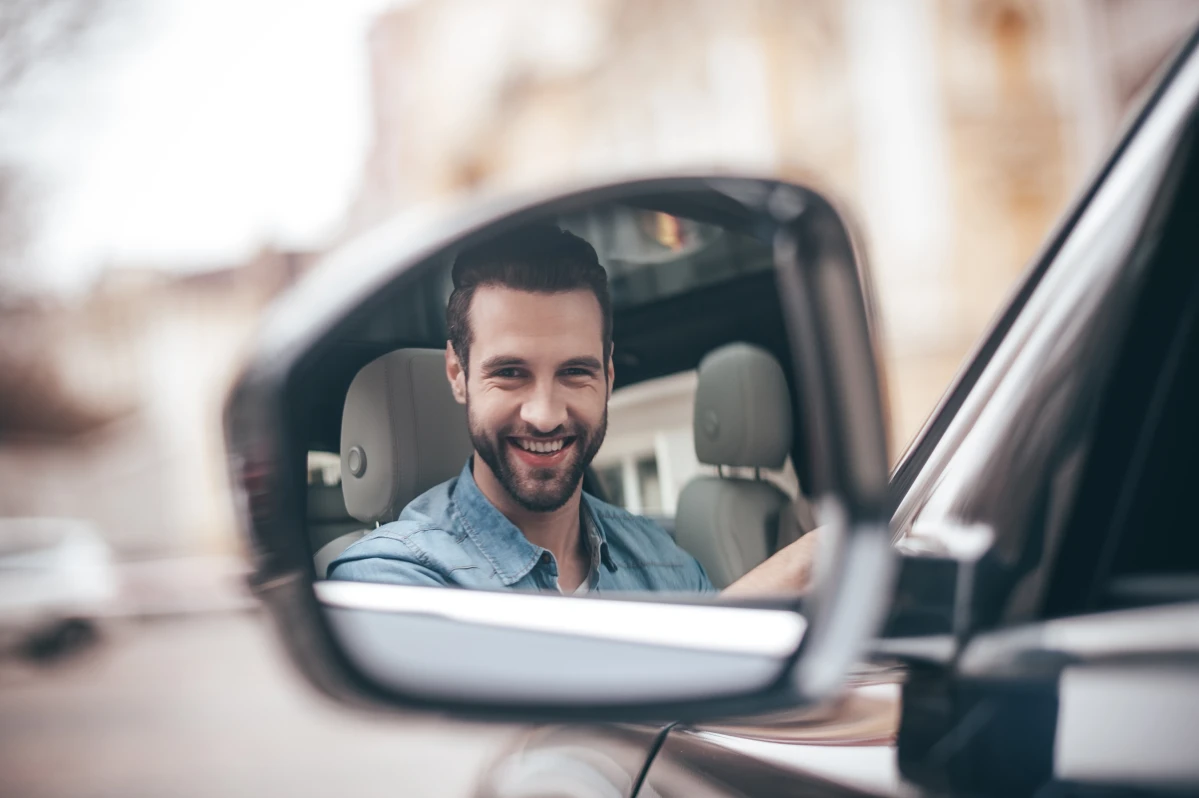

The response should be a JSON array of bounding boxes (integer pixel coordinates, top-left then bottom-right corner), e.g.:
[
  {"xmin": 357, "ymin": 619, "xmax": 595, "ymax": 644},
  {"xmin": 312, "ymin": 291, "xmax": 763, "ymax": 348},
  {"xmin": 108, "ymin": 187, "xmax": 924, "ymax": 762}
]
[{"xmin": 468, "ymin": 400, "xmax": 608, "ymax": 513}]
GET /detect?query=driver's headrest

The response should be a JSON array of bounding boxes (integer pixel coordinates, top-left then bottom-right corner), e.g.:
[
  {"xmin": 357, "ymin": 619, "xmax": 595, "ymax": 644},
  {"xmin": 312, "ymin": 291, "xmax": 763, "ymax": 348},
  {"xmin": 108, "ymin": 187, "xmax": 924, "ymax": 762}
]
[
  {"xmin": 340, "ymin": 348, "xmax": 473, "ymax": 524},
  {"xmin": 692, "ymin": 343, "xmax": 792, "ymax": 469}
]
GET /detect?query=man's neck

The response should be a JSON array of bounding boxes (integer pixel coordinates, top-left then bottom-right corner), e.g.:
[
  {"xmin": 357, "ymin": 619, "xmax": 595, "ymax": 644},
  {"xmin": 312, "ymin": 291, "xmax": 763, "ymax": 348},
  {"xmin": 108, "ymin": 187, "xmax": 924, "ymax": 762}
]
[{"xmin": 471, "ymin": 455, "xmax": 582, "ymax": 564}]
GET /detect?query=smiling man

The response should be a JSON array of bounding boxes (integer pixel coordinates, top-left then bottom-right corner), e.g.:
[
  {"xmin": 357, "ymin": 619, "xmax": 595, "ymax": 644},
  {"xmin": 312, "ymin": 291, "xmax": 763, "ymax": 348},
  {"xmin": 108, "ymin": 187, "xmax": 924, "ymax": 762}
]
[{"xmin": 329, "ymin": 224, "xmax": 818, "ymax": 594}]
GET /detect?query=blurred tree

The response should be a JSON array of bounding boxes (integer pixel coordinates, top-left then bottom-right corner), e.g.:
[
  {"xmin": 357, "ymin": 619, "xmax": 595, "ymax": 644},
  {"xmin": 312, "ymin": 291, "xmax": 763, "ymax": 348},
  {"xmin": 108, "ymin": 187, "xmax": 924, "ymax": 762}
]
[
  {"xmin": 0, "ymin": 0, "xmax": 111, "ymax": 296},
  {"xmin": 0, "ymin": 349, "xmax": 118, "ymax": 440},
  {"xmin": 0, "ymin": 0, "xmax": 104, "ymax": 94},
  {"xmin": 0, "ymin": 162, "xmax": 31, "ymax": 296},
  {"xmin": 0, "ymin": 0, "xmax": 117, "ymax": 436}
]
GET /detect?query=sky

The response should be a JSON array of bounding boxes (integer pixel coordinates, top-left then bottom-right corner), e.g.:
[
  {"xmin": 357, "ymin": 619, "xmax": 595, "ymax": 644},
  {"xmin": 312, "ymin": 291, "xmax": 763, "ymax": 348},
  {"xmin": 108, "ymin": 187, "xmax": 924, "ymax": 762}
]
[{"xmin": 2, "ymin": 0, "xmax": 399, "ymax": 295}]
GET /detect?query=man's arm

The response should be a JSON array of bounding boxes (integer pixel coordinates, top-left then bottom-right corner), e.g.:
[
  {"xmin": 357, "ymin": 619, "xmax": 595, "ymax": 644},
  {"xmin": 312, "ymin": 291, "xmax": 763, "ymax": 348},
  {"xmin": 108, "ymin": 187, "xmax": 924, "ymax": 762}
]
[
  {"xmin": 722, "ymin": 529, "xmax": 822, "ymax": 597},
  {"xmin": 328, "ymin": 556, "xmax": 449, "ymax": 586},
  {"xmin": 328, "ymin": 553, "xmax": 450, "ymax": 584},
  {"xmin": 327, "ymin": 533, "xmax": 451, "ymax": 587}
]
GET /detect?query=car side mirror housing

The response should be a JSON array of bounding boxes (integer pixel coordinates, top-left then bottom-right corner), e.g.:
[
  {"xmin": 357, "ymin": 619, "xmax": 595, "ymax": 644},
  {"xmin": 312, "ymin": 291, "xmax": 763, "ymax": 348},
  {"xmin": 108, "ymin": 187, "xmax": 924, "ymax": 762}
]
[{"xmin": 224, "ymin": 175, "xmax": 896, "ymax": 722}]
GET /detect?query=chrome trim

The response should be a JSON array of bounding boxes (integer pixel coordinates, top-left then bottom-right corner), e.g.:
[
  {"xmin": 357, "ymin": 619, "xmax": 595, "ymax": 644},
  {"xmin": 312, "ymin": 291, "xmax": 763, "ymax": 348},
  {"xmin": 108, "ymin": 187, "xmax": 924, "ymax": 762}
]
[
  {"xmin": 870, "ymin": 634, "xmax": 956, "ymax": 664},
  {"xmin": 960, "ymin": 601, "xmax": 1199, "ymax": 673},
  {"xmin": 315, "ymin": 581, "xmax": 807, "ymax": 657}
]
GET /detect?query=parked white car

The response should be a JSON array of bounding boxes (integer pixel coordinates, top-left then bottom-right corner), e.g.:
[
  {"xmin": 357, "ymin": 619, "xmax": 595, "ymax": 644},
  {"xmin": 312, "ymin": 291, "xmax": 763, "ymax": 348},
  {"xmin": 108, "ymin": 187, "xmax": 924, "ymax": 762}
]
[{"xmin": 0, "ymin": 518, "xmax": 117, "ymax": 658}]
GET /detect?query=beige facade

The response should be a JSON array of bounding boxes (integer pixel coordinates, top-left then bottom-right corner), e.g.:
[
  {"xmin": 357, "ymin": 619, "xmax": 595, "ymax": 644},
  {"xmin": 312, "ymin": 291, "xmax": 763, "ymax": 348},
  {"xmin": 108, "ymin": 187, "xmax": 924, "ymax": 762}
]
[{"xmin": 350, "ymin": 0, "xmax": 1199, "ymax": 465}]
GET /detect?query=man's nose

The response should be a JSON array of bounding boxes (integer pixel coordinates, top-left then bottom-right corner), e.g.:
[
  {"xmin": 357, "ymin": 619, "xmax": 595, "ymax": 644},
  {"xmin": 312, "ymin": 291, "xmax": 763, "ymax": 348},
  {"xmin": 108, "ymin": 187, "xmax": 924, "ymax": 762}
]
[{"xmin": 520, "ymin": 382, "xmax": 567, "ymax": 433}]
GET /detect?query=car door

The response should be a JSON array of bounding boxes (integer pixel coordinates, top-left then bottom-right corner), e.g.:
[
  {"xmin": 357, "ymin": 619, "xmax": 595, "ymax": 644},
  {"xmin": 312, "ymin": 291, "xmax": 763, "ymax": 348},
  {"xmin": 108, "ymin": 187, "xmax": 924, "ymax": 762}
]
[
  {"xmin": 892, "ymin": 43, "xmax": 1199, "ymax": 796},
  {"xmin": 635, "ymin": 26, "xmax": 1199, "ymax": 798}
]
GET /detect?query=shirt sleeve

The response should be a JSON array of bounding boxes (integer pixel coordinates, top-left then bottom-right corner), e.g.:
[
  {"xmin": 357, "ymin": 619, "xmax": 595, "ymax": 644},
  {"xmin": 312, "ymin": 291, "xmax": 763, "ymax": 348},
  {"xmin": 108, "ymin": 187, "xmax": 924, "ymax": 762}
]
[
  {"xmin": 328, "ymin": 556, "xmax": 449, "ymax": 587},
  {"xmin": 327, "ymin": 532, "xmax": 450, "ymax": 587}
]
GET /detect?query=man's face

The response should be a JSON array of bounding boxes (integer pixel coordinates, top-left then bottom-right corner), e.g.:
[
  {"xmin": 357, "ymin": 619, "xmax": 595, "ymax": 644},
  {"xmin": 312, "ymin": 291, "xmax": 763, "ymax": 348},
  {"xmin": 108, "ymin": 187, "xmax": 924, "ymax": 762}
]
[{"xmin": 446, "ymin": 285, "xmax": 612, "ymax": 513}]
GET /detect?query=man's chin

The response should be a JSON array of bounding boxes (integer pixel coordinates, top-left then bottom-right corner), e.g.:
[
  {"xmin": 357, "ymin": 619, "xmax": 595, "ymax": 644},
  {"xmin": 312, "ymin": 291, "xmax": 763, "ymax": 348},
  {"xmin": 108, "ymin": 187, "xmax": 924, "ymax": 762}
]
[
  {"xmin": 498, "ymin": 463, "xmax": 576, "ymax": 511},
  {"xmin": 513, "ymin": 492, "xmax": 573, "ymax": 513},
  {"xmin": 506, "ymin": 474, "xmax": 575, "ymax": 512}
]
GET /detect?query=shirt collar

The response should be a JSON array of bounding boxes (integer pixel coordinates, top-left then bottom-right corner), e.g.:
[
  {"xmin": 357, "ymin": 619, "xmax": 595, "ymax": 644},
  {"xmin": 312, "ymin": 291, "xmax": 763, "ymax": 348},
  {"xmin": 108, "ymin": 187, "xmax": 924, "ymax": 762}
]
[
  {"xmin": 580, "ymin": 495, "xmax": 617, "ymax": 574},
  {"xmin": 450, "ymin": 459, "xmax": 614, "ymax": 586}
]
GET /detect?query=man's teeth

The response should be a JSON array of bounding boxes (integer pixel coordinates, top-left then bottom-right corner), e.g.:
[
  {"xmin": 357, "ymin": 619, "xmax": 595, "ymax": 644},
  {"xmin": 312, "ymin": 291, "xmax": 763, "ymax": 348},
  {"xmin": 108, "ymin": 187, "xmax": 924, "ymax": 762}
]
[{"xmin": 517, "ymin": 439, "xmax": 565, "ymax": 454}]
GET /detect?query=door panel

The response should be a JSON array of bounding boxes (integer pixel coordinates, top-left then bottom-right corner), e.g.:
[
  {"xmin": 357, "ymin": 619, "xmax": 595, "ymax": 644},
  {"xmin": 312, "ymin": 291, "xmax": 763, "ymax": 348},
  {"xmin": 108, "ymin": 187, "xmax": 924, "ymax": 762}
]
[
  {"xmin": 643, "ymin": 670, "xmax": 914, "ymax": 798},
  {"xmin": 645, "ymin": 724, "xmax": 899, "ymax": 798},
  {"xmin": 472, "ymin": 724, "xmax": 666, "ymax": 798},
  {"xmin": 894, "ymin": 35, "xmax": 1199, "ymax": 798}
]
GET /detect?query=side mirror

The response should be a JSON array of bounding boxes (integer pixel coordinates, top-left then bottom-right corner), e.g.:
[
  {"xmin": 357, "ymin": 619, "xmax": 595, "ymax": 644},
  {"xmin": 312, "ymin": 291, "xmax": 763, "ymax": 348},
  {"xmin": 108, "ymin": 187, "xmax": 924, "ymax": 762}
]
[{"xmin": 224, "ymin": 175, "xmax": 895, "ymax": 721}]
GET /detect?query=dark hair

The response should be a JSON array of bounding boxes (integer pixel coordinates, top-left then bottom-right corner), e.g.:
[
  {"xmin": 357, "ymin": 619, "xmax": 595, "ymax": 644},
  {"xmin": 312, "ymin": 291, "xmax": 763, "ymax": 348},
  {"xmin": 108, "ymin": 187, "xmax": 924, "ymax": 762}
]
[{"xmin": 446, "ymin": 223, "xmax": 612, "ymax": 371}]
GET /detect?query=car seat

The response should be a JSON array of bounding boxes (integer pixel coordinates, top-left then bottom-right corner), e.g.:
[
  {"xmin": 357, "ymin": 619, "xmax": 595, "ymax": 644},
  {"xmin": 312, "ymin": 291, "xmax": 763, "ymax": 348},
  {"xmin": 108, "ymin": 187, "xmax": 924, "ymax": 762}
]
[
  {"xmin": 315, "ymin": 348, "xmax": 473, "ymax": 576},
  {"xmin": 673, "ymin": 343, "xmax": 817, "ymax": 588},
  {"xmin": 308, "ymin": 484, "xmax": 367, "ymax": 577}
]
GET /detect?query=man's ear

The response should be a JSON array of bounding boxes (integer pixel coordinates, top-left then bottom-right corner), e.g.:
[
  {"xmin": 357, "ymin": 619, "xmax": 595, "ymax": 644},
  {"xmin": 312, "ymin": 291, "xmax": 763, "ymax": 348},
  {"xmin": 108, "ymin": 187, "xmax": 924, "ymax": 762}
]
[{"xmin": 445, "ymin": 342, "xmax": 467, "ymax": 405}]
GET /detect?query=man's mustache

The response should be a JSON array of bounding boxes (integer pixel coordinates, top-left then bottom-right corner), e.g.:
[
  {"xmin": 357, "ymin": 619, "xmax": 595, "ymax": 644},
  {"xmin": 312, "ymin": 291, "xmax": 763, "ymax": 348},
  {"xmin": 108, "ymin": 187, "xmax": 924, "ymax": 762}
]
[{"xmin": 499, "ymin": 424, "xmax": 585, "ymax": 440}]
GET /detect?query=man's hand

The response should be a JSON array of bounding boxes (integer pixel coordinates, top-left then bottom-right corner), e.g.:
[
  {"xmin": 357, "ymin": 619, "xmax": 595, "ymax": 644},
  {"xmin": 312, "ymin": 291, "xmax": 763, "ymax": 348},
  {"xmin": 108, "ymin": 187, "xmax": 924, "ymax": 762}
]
[{"xmin": 722, "ymin": 529, "xmax": 823, "ymax": 597}]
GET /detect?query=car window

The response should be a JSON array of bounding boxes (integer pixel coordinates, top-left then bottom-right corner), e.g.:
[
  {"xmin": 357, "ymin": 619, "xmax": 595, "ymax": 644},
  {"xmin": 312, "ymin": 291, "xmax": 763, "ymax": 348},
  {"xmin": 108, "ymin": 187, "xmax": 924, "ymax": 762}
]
[
  {"xmin": 1039, "ymin": 132, "xmax": 1199, "ymax": 616},
  {"xmin": 891, "ymin": 48, "xmax": 1199, "ymax": 628},
  {"xmin": 593, "ymin": 369, "xmax": 799, "ymax": 520},
  {"xmin": 307, "ymin": 451, "xmax": 341, "ymax": 486},
  {"xmin": 1098, "ymin": 287, "xmax": 1199, "ymax": 610}
]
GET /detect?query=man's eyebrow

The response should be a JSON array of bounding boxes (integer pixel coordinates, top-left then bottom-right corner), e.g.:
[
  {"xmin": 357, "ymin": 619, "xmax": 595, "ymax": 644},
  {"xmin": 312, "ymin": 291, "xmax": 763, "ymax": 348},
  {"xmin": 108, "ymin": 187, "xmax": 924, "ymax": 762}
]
[
  {"xmin": 480, "ymin": 355, "xmax": 528, "ymax": 371},
  {"xmin": 559, "ymin": 356, "xmax": 603, "ymax": 372}
]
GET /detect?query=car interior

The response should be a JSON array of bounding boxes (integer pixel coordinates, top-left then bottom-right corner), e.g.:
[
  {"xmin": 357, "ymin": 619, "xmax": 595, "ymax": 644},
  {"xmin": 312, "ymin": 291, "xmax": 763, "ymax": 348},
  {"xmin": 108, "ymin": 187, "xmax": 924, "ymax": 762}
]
[{"xmin": 295, "ymin": 201, "xmax": 820, "ymax": 588}]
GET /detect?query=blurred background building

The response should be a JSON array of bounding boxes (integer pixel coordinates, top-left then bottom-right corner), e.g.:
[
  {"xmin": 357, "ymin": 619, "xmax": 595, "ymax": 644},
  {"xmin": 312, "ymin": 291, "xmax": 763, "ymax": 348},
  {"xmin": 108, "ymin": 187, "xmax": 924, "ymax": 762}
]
[
  {"xmin": 351, "ymin": 0, "xmax": 1199, "ymax": 513},
  {"xmin": 2, "ymin": 0, "xmax": 1198, "ymax": 563}
]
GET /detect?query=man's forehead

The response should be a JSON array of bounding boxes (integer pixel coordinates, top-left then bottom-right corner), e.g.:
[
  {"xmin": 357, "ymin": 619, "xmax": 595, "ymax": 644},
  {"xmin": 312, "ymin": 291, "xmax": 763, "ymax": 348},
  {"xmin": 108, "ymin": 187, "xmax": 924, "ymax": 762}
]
[{"xmin": 469, "ymin": 285, "xmax": 604, "ymax": 353}]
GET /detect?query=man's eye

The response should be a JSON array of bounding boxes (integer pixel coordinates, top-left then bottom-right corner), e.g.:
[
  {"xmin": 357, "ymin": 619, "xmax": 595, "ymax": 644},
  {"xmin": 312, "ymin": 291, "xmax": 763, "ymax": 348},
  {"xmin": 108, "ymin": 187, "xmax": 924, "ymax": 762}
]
[
  {"xmin": 561, "ymin": 368, "xmax": 594, "ymax": 378},
  {"xmin": 494, "ymin": 368, "xmax": 522, "ymax": 378}
]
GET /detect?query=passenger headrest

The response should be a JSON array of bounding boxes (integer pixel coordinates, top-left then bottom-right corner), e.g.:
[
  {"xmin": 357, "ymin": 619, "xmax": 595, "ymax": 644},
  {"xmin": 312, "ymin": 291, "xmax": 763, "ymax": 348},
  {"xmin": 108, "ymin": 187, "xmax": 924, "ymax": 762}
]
[
  {"xmin": 693, "ymin": 343, "xmax": 792, "ymax": 469},
  {"xmin": 340, "ymin": 348, "xmax": 473, "ymax": 523}
]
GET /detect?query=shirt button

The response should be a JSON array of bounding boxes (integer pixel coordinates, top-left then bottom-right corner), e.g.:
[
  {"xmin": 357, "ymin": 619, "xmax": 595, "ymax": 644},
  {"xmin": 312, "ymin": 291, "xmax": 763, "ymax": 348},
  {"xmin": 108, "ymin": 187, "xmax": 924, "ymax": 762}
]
[{"xmin": 540, "ymin": 552, "xmax": 551, "ymax": 564}]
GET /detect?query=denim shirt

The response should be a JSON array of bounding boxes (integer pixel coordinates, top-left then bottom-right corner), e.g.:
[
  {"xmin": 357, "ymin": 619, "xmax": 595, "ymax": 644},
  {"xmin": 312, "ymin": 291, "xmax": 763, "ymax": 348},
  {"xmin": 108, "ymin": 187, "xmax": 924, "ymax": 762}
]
[{"xmin": 328, "ymin": 461, "xmax": 715, "ymax": 594}]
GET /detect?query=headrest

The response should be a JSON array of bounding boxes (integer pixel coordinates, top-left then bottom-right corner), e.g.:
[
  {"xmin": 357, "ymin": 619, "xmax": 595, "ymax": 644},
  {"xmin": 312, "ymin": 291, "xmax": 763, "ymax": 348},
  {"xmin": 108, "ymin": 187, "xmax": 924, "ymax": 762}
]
[
  {"xmin": 340, "ymin": 348, "xmax": 473, "ymax": 523},
  {"xmin": 693, "ymin": 343, "xmax": 792, "ymax": 469}
]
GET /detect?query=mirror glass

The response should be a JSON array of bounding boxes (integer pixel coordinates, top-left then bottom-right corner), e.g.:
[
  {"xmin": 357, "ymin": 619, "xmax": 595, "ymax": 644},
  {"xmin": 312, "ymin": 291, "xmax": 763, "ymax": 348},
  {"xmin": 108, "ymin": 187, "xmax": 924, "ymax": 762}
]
[{"xmin": 295, "ymin": 197, "xmax": 825, "ymax": 605}]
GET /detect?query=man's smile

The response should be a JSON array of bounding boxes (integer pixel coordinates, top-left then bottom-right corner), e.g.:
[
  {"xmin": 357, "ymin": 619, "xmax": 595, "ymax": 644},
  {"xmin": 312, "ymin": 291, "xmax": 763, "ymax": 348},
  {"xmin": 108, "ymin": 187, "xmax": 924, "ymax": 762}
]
[{"xmin": 508, "ymin": 436, "xmax": 576, "ymax": 464}]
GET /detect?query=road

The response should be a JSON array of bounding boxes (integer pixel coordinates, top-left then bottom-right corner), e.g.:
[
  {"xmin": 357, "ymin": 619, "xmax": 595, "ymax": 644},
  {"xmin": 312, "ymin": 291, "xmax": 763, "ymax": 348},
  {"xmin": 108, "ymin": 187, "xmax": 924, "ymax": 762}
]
[{"xmin": 0, "ymin": 610, "xmax": 524, "ymax": 798}]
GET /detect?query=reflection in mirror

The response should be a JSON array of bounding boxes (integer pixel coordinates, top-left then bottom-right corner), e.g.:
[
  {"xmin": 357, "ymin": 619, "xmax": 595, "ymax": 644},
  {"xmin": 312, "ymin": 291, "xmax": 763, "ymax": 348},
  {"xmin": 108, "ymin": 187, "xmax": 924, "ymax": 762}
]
[{"xmin": 296, "ymin": 201, "xmax": 825, "ymax": 599}]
